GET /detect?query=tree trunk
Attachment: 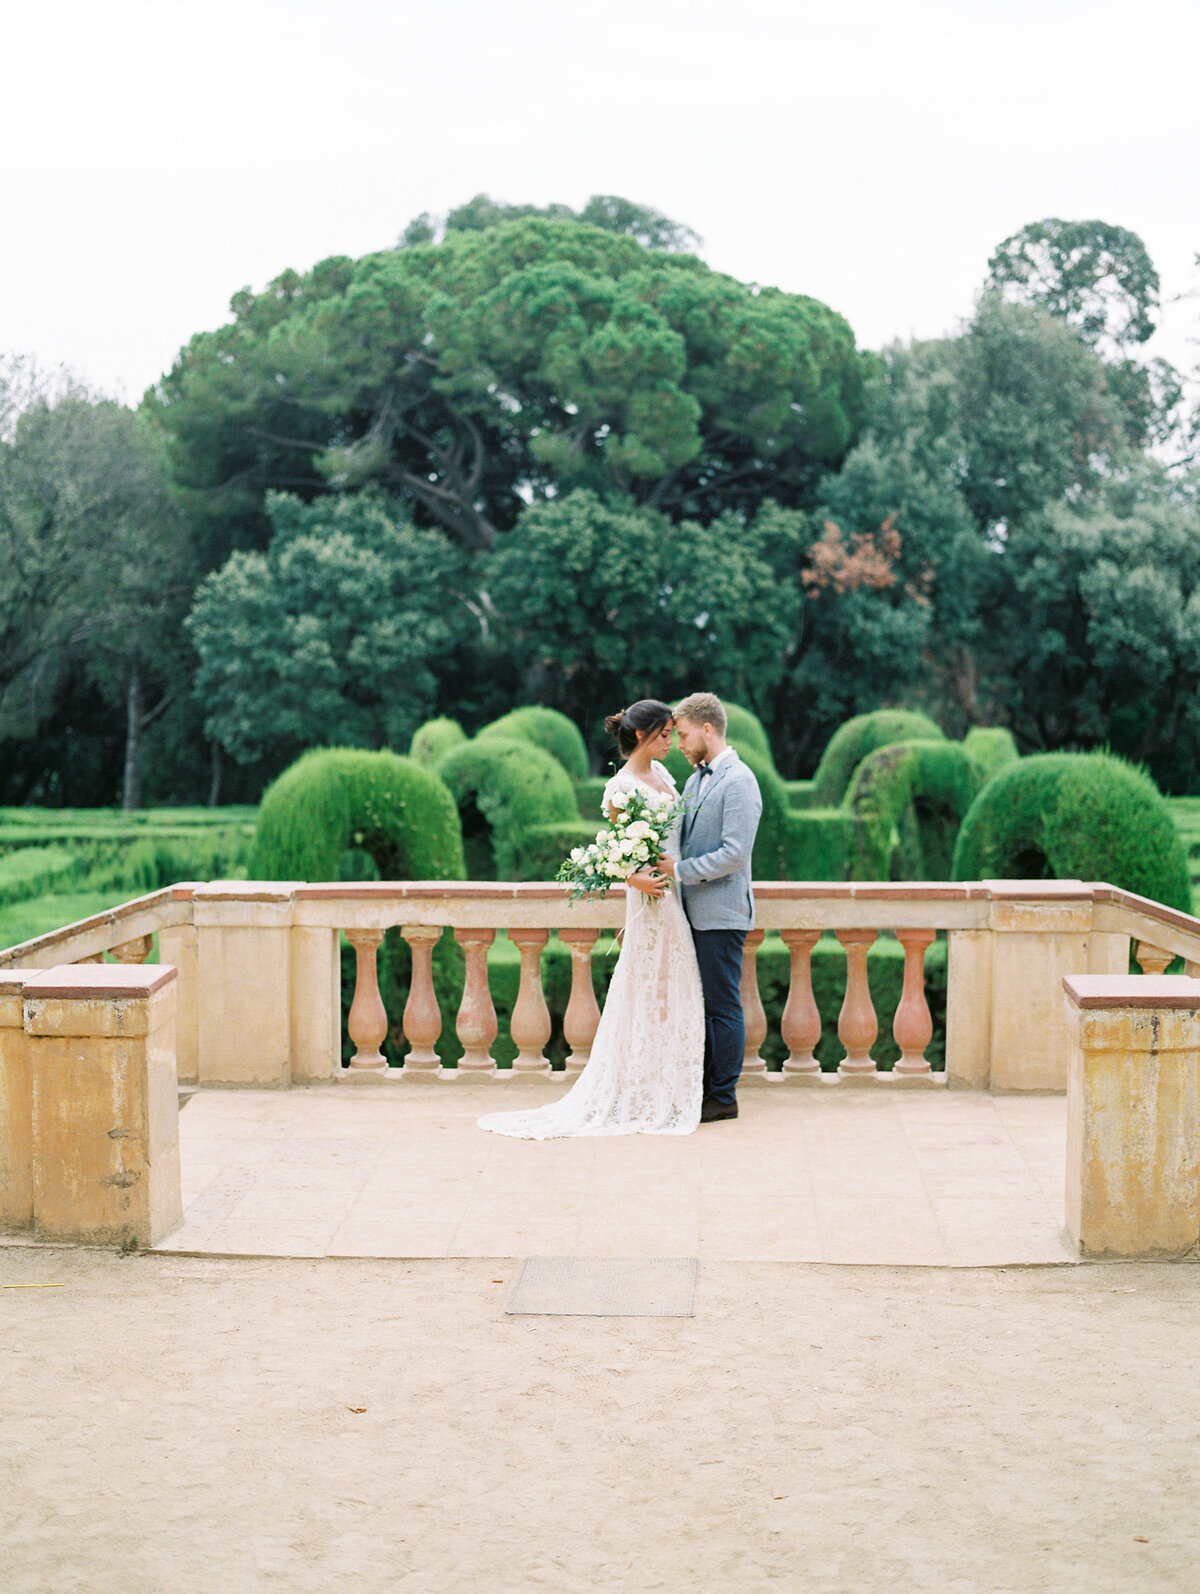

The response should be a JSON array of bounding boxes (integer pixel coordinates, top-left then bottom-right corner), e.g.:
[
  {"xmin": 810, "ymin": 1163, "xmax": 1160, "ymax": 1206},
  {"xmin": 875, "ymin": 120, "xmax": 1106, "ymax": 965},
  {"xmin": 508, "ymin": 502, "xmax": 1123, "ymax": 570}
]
[
  {"xmin": 207, "ymin": 740, "xmax": 222, "ymax": 808},
  {"xmin": 122, "ymin": 660, "xmax": 143, "ymax": 812}
]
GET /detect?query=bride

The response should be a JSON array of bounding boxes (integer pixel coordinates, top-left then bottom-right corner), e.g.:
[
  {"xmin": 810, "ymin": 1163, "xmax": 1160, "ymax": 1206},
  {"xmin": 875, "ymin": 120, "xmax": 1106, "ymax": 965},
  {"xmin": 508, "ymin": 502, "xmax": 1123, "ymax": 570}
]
[{"xmin": 478, "ymin": 699, "xmax": 705, "ymax": 1138}]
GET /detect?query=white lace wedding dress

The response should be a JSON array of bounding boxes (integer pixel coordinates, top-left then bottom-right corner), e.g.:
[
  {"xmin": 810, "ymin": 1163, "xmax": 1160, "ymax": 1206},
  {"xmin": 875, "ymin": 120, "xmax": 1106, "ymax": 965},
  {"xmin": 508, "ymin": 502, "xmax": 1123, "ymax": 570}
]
[{"xmin": 478, "ymin": 761, "xmax": 705, "ymax": 1138}]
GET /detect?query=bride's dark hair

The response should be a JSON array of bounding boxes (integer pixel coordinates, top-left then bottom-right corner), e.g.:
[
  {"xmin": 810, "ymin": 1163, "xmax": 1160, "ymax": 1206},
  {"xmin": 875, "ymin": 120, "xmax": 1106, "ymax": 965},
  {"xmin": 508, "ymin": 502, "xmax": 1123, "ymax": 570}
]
[{"xmin": 604, "ymin": 699, "xmax": 674, "ymax": 760}]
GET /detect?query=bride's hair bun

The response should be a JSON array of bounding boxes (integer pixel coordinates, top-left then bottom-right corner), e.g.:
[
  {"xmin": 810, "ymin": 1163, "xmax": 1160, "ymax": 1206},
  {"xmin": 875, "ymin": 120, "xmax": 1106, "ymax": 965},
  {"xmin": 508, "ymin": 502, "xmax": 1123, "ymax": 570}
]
[{"xmin": 606, "ymin": 698, "xmax": 674, "ymax": 760}]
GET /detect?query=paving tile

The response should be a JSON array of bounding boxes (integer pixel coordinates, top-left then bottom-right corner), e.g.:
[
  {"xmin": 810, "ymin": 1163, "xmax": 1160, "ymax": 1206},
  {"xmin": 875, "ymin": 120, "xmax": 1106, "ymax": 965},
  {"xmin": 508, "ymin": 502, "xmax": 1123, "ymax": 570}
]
[{"xmin": 170, "ymin": 1080, "xmax": 1075, "ymax": 1265}]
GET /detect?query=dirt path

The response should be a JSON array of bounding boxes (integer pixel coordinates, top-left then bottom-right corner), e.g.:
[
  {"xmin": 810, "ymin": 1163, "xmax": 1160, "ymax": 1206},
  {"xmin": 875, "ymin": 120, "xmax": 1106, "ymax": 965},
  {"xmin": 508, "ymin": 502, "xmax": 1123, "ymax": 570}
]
[{"xmin": 2, "ymin": 1245, "xmax": 1197, "ymax": 1593}]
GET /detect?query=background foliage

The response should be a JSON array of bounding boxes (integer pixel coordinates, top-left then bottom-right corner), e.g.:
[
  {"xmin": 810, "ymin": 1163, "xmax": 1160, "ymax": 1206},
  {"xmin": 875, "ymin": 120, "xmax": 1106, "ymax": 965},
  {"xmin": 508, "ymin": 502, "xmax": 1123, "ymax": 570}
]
[{"xmin": 3, "ymin": 202, "xmax": 1200, "ymax": 811}]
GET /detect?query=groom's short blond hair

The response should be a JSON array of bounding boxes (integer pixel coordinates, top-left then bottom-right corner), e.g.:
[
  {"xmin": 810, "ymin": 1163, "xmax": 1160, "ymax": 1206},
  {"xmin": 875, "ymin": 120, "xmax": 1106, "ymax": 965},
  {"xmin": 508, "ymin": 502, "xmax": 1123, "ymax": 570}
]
[{"xmin": 675, "ymin": 692, "xmax": 727, "ymax": 733}]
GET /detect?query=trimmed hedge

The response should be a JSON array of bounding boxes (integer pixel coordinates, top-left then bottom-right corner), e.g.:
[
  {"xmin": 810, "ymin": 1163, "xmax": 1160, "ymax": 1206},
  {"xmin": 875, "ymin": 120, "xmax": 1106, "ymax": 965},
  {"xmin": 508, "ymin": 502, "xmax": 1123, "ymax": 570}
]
[
  {"xmin": 409, "ymin": 716, "xmax": 467, "ymax": 766},
  {"xmin": 723, "ymin": 703, "xmax": 774, "ymax": 765},
  {"xmin": 785, "ymin": 781, "xmax": 817, "ymax": 811},
  {"xmin": 963, "ymin": 726, "xmax": 1019, "ymax": 783},
  {"xmin": 574, "ymin": 776, "xmax": 611, "ymax": 820},
  {"xmin": 477, "ymin": 707, "xmax": 589, "ymax": 782},
  {"xmin": 513, "ymin": 821, "xmax": 603, "ymax": 881},
  {"xmin": 811, "ymin": 710, "xmax": 945, "ymax": 807},
  {"xmin": 437, "ymin": 737, "xmax": 579, "ymax": 880},
  {"xmin": 733, "ymin": 745, "xmax": 790, "ymax": 879},
  {"xmin": 785, "ymin": 808, "xmax": 854, "ymax": 881},
  {"xmin": 254, "ymin": 747, "xmax": 465, "ymax": 881},
  {"xmin": 952, "ymin": 751, "xmax": 1192, "ymax": 911},
  {"xmin": 844, "ymin": 739, "xmax": 987, "ymax": 880}
]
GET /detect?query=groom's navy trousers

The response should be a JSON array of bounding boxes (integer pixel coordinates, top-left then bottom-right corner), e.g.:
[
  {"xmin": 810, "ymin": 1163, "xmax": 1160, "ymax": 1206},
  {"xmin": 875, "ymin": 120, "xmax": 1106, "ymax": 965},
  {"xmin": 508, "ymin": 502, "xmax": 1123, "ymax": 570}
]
[{"xmin": 691, "ymin": 928, "xmax": 747, "ymax": 1106}]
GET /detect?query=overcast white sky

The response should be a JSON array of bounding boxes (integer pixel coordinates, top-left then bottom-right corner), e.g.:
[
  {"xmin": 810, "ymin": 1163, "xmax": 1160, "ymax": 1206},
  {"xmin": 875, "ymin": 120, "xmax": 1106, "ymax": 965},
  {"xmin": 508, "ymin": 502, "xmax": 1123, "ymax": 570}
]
[{"xmin": 3, "ymin": 0, "xmax": 1197, "ymax": 402}]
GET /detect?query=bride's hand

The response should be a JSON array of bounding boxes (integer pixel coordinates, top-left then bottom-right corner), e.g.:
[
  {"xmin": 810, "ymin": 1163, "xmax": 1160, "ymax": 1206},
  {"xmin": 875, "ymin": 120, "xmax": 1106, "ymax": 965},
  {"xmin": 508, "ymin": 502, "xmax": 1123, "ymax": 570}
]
[{"xmin": 627, "ymin": 869, "xmax": 665, "ymax": 899}]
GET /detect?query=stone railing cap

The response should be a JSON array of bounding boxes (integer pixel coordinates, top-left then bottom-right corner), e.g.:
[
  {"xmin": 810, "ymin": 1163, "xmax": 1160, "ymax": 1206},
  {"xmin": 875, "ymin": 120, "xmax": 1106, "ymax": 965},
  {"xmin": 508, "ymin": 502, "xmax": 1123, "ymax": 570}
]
[
  {"xmin": 22, "ymin": 964, "xmax": 177, "ymax": 1001},
  {"xmin": 1063, "ymin": 974, "xmax": 1200, "ymax": 1010},
  {"xmin": 0, "ymin": 968, "xmax": 40, "ymax": 996},
  {"xmin": 192, "ymin": 882, "xmax": 299, "ymax": 903}
]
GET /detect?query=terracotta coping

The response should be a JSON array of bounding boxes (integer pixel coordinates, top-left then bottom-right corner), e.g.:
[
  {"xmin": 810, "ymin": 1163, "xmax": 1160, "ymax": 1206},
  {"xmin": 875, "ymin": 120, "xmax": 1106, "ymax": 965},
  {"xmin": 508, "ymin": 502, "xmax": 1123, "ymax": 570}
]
[
  {"xmin": 22, "ymin": 964, "xmax": 177, "ymax": 1001},
  {"xmin": 0, "ymin": 888, "xmax": 175, "ymax": 967},
  {"xmin": 1063, "ymin": 974, "xmax": 1200, "ymax": 1010}
]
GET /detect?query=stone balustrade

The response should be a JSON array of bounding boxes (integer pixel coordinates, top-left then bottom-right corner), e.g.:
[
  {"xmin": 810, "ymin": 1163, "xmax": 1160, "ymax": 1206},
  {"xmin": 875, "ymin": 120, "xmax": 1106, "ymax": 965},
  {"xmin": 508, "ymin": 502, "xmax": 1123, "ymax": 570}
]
[
  {"xmin": 6, "ymin": 876, "xmax": 1197, "ymax": 1092},
  {"xmin": 6, "ymin": 877, "xmax": 1200, "ymax": 1254}
]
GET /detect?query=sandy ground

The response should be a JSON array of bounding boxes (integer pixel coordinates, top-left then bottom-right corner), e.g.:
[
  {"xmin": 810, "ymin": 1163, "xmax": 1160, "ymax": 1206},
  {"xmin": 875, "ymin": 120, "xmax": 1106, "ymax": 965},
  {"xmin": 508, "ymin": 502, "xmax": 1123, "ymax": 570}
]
[{"xmin": 3, "ymin": 1244, "xmax": 1199, "ymax": 1593}]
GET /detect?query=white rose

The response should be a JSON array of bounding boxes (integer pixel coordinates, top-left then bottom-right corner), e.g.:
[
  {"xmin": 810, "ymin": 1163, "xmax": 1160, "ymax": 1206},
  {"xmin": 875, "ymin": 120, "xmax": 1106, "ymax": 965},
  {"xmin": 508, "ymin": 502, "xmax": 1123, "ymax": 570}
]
[
  {"xmin": 635, "ymin": 843, "xmax": 649, "ymax": 861},
  {"xmin": 569, "ymin": 848, "xmax": 584, "ymax": 862},
  {"xmin": 610, "ymin": 791, "xmax": 630, "ymax": 809}
]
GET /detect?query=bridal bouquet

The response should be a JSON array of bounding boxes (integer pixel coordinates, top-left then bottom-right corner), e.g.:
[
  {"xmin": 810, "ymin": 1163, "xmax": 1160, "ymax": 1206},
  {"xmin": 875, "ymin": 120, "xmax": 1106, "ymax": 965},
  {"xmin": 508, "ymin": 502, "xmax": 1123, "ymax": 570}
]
[{"xmin": 556, "ymin": 785, "xmax": 679, "ymax": 902}]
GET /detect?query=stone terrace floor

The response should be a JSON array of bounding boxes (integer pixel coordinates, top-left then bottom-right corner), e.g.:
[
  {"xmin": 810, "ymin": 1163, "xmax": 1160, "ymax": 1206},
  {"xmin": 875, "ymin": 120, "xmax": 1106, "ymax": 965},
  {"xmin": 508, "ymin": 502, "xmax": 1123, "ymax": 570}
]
[{"xmin": 157, "ymin": 1076, "xmax": 1075, "ymax": 1265}]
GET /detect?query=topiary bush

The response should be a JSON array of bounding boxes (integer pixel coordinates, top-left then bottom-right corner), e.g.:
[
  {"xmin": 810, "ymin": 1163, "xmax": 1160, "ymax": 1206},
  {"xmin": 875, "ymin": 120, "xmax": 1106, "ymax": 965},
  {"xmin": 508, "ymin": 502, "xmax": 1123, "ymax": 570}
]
[
  {"xmin": 811, "ymin": 710, "xmax": 945, "ymax": 807},
  {"xmin": 723, "ymin": 703, "xmax": 774, "ymax": 765},
  {"xmin": 952, "ymin": 751, "xmax": 1192, "ymax": 911},
  {"xmin": 844, "ymin": 739, "xmax": 987, "ymax": 880},
  {"xmin": 254, "ymin": 747, "xmax": 465, "ymax": 881},
  {"xmin": 409, "ymin": 716, "xmax": 467, "ymax": 766},
  {"xmin": 513, "ymin": 821, "xmax": 603, "ymax": 881},
  {"xmin": 731, "ymin": 745, "xmax": 790, "ymax": 879},
  {"xmin": 785, "ymin": 781, "xmax": 817, "ymax": 811},
  {"xmin": 785, "ymin": 808, "xmax": 854, "ymax": 881},
  {"xmin": 963, "ymin": 726, "xmax": 1019, "ymax": 784},
  {"xmin": 477, "ymin": 707, "xmax": 589, "ymax": 782},
  {"xmin": 437, "ymin": 737, "xmax": 580, "ymax": 880}
]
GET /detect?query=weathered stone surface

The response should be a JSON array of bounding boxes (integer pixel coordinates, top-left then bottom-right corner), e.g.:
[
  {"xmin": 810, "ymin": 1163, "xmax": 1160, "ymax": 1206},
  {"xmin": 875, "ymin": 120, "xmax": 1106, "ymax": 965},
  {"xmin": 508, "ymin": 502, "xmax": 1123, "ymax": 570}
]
[
  {"xmin": 1064, "ymin": 974, "xmax": 1200, "ymax": 1258},
  {"xmin": 23, "ymin": 966, "xmax": 181, "ymax": 1246},
  {"xmin": 0, "ymin": 969, "xmax": 34, "ymax": 1229}
]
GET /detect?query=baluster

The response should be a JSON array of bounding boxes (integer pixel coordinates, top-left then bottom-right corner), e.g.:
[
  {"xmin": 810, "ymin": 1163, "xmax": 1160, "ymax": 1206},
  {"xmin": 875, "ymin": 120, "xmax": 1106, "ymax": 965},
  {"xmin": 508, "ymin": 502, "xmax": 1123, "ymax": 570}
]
[
  {"xmin": 400, "ymin": 925, "xmax": 442, "ymax": 1070},
  {"xmin": 1135, "ymin": 941, "xmax": 1173, "ymax": 976},
  {"xmin": 740, "ymin": 929, "xmax": 767, "ymax": 1074},
  {"xmin": 112, "ymin": 935, "xmax": 153, "ymax": 964},
  {"xmin": 835, "ymin": 928, "xmax": 878, "ymax": 1075},
  {"xmin": 454, "ymin": 928, "xmax": 498, "ymax": 1073},
  {"xmin": 345, "ymin": 929, "xmax": 388, "ymax": 1071},
  {"xmin": 509, "ymin": 928, "xmax": 551, "ymax": 1071},
  {"xmin": 892, "ymin": 928, "xmax": 936, "ymax": 1075},
  {"xmin": 559, "ymin": 928, "xmax": 601, "ymax": 1073},
  {"xmin": 781, "ymin": 929, "xmax": 822, "ymax": 1075}
]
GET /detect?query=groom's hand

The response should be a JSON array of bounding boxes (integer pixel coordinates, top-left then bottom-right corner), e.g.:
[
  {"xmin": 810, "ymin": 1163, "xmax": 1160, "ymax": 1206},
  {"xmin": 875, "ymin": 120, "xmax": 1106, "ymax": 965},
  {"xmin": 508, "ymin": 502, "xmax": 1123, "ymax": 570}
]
[{"xmin": 655, "ymin": 853, "xmax": 676, "ymax": 879}]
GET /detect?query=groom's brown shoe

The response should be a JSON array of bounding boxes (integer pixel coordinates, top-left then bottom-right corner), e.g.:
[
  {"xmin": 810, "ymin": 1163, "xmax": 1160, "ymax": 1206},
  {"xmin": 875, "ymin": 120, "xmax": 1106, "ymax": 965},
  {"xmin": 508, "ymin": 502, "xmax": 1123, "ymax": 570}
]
[{"xmin": 700, "ymin": 1097, "xmax": 738, "ymax": 1123}]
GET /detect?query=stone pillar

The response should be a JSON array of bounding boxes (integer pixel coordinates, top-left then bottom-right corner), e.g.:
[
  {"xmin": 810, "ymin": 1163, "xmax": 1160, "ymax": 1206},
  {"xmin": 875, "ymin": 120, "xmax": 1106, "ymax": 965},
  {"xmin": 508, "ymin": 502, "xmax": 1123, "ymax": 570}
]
[
  {"xmin": 289, "ymin": 926, "xmax": 341, "ymax": 1084},
  {"xmin": 509, "ymin": 929, "xmax": 552, "ymax": 1071},
  {"xmin": 454, "ymin": 928, "xmax": 498, "ymax": 1073},
  {"xmin": 836, "ymin": 928, "xmax": 878, "ymax": 1075},
  {"xmin": 559, "ymin": 929, "xmax": 601, "ymax": 1073},
  {"xmin": 985, "ymin": 886, "xmax": 1130, "ymax": 1092},
  {"xmin": 1063, "ymin": 974, "xmax": 1200, "ymax": 1258},
  {"xmin": 158, "ymin": 920, "xmax": 198, "ymax": 1086},
  {"xmin": 194, "ymin": 884, "xmax": 296, "ymax": 1087},
  {"xmin": 0, "ymin": 970, "xmax": 34, "ymax": 1231},
  {"xmin": 893, "ymin": 928, "xmax": 936, "ymax": 1075},
  {"xmin": 780, "ymin": 929, "xmax": 822, "ymax": 1077},
  {"xmin": 945, "ymin": 928, "xmax": 992, "ymax": 1088},
  {"xmin": 400, "ymin": 925, "xmax": 443, "ymax": 1070},
  {"xmin": 345, "ymin": 930, "xmax": 388, "ymax": 1071},
  {"xmin": 22, "ymin": 964, "xmax": 181, "ymax": 1247},
  {"xmin": 740, "ymin": 930, "xmax": 768, "ymax": 1075}
]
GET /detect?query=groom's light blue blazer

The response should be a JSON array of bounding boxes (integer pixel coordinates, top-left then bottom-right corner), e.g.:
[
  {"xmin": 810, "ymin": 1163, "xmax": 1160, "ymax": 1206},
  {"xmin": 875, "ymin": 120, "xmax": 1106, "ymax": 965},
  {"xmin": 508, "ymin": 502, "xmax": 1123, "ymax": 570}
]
[{"xmin": 675, "ymin": 750, "xmax": 762, "ymax": 931}]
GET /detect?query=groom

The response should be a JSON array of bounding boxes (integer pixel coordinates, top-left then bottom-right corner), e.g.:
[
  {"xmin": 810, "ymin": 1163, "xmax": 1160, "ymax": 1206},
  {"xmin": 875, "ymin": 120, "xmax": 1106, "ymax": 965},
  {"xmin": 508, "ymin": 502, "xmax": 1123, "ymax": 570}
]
[{"xmin": 656, "ymin": 692, "xmax": 762, "ymax": 1123}]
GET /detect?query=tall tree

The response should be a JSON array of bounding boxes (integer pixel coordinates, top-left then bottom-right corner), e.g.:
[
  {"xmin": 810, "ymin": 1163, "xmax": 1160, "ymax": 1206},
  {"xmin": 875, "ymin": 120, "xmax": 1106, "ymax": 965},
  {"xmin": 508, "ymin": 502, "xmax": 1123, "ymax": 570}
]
[
  {"xmin": 151, "ymin": 217, "xmax": 868, "ymax": 562},
  {"xmin": 187, "ymin": 492, "xmax": 475, "ymax": 772},
  {"xmin": 0, "ymin": 365, "xmax": 194, "ymax": 806},
  {"xmin": 985, "ymin": 218, "xmax": 1179, "ymax": 447},
  {"xmin": 401, "ymin": 192, "xmax": 702, "ymax": 254}
]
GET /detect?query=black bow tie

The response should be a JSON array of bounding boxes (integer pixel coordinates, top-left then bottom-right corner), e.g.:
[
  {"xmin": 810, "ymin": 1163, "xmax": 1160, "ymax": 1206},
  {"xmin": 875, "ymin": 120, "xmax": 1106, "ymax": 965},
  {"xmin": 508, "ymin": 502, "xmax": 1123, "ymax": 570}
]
[{"xmin": 697, "ymin": 762, "xmax": 713, "ymax": 778}]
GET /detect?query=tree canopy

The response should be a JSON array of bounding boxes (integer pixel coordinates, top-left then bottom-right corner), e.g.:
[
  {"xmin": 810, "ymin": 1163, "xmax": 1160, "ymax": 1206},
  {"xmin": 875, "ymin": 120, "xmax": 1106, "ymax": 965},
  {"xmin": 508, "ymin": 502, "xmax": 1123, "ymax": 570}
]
[{"xmin": 152, "ymin": 216, "xmax": 869, "ymax": 561}]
